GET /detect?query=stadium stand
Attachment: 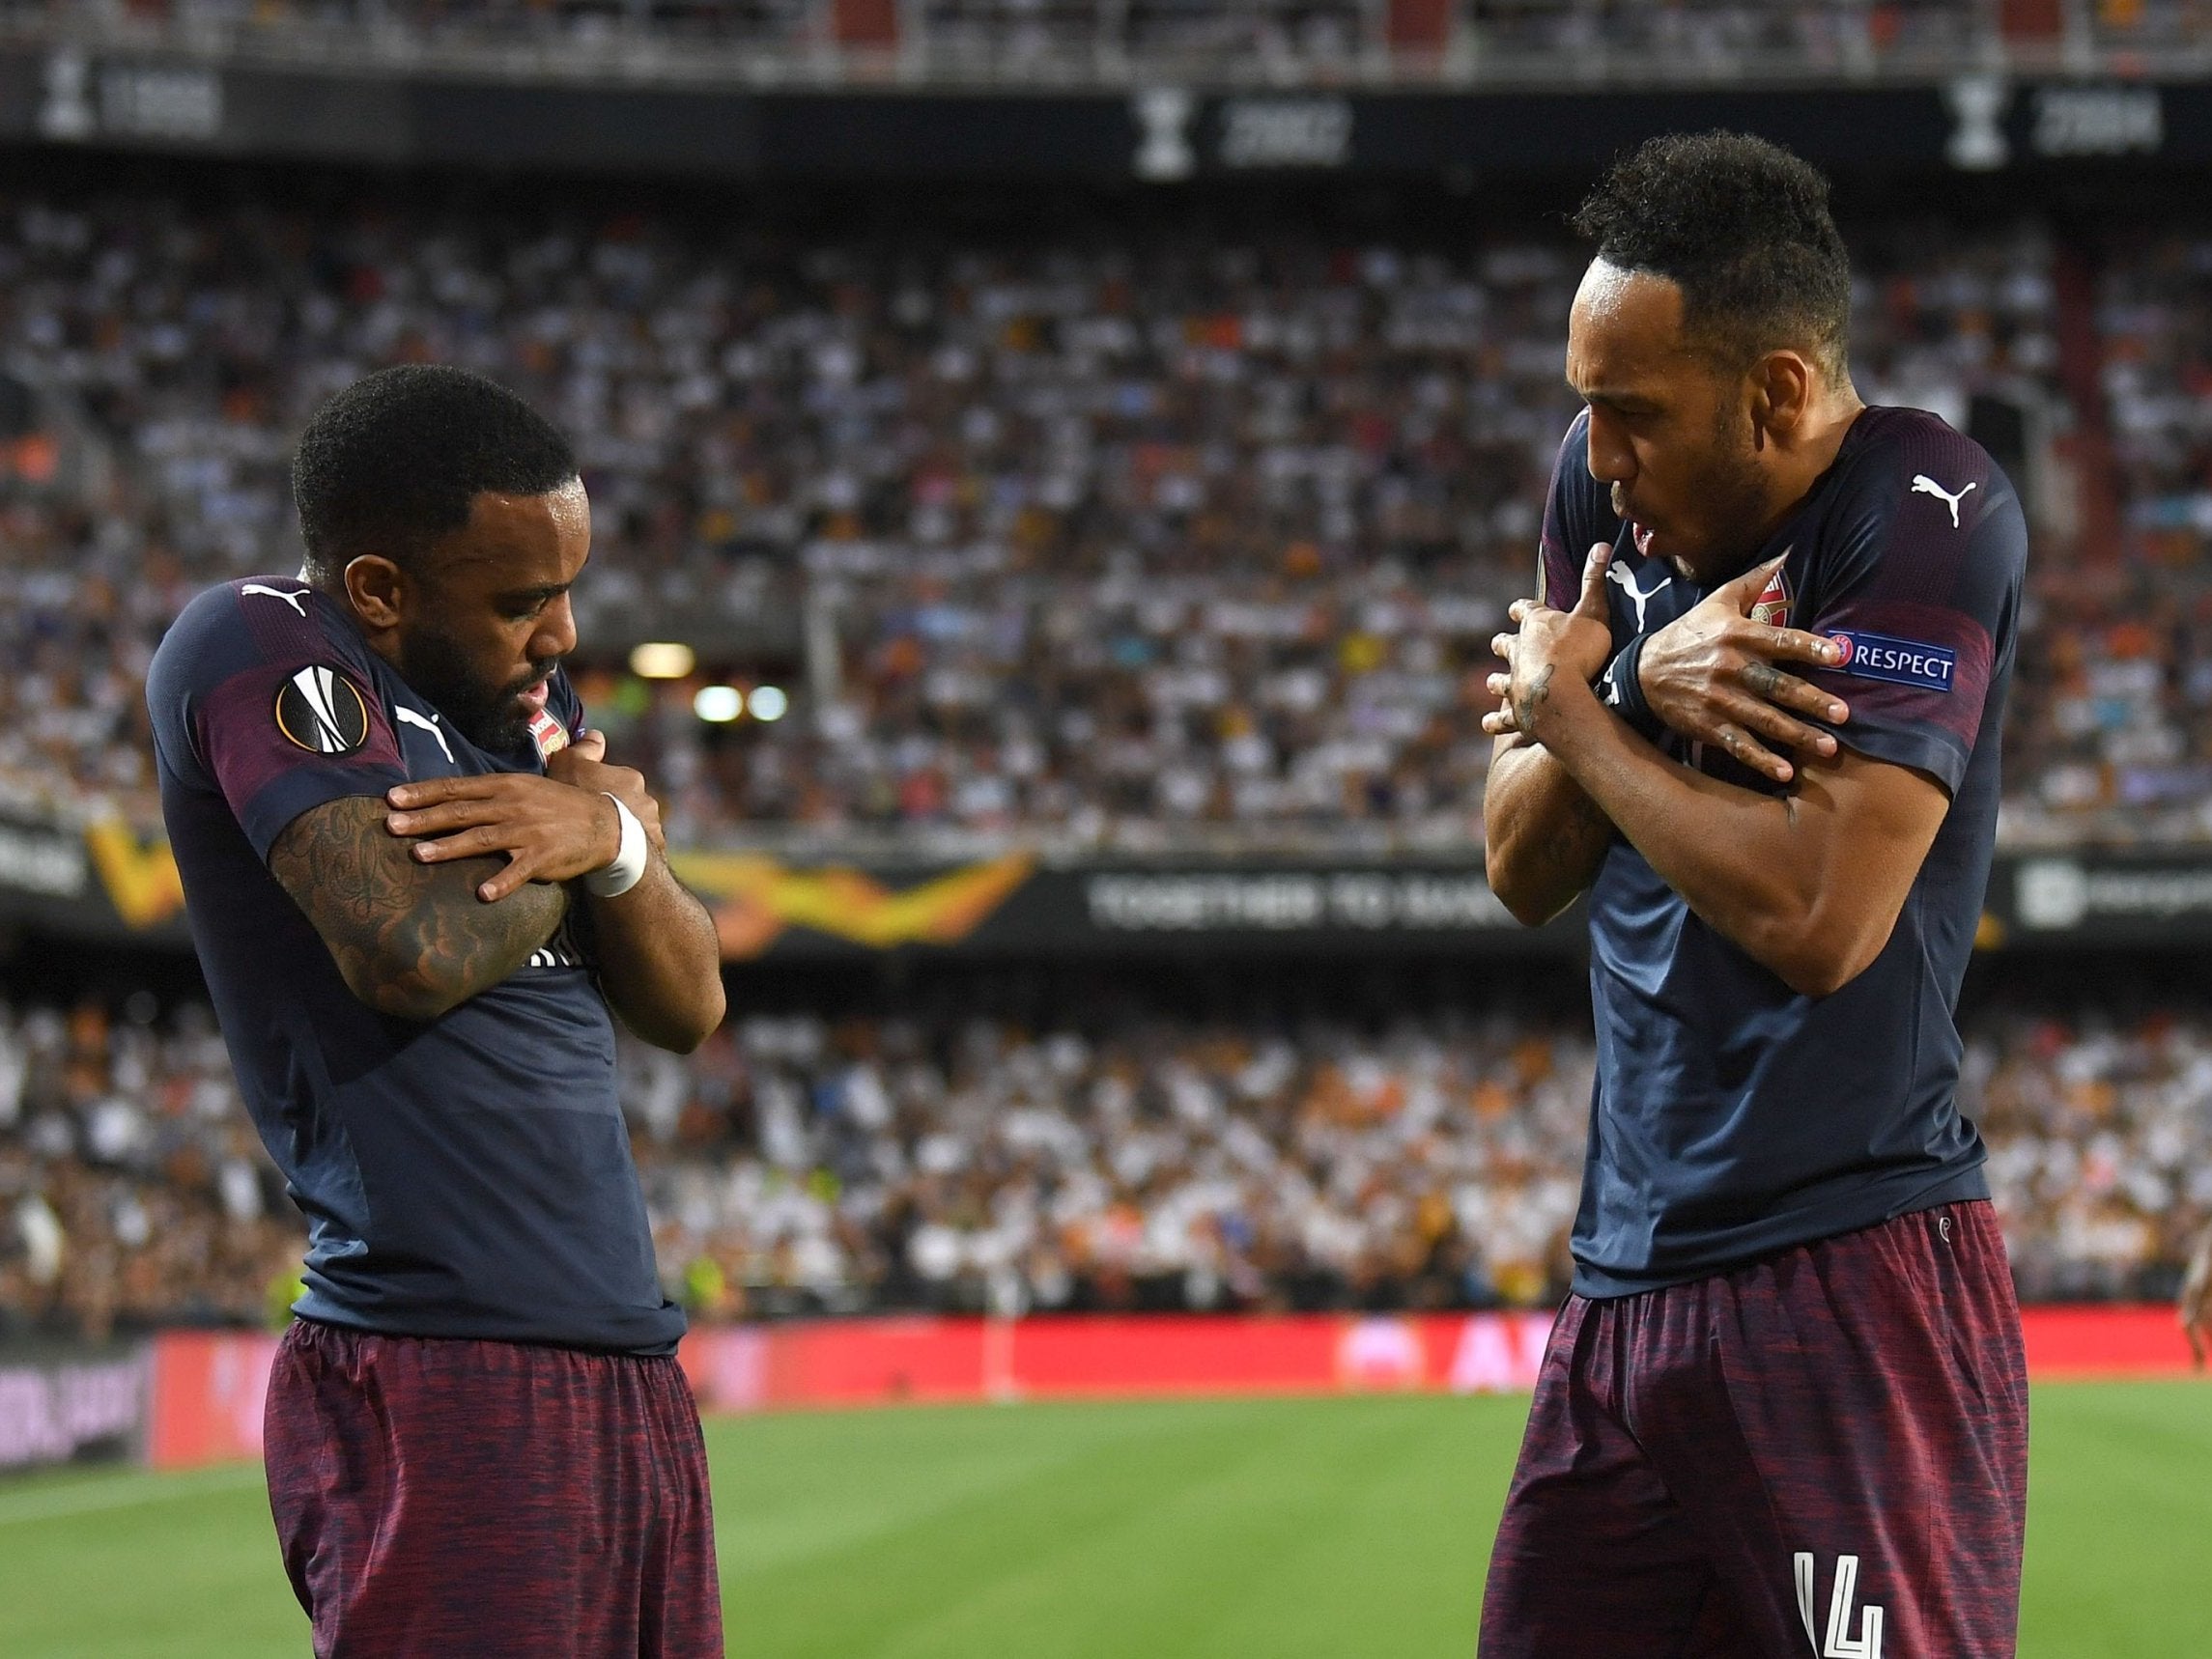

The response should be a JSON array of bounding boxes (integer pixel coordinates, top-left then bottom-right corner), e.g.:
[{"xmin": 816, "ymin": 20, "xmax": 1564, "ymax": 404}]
[
  {"xmin": 50, "ymin": 0, "xmax": 2210, "ymax": 85},
  {"xmin": 1993, "ymin": 231, "xmax": 2212, "ymax": 846},
  {"xmin": 0, "ymin": 0, "xmax": 2011, "ymax": 80},
  {"xmin": 0, "ymin": 187, "xmax": 2132, "ymax": 854},
  {"xmin": 7, "ymin": 989, "xmax": 2209, "ymax": 1334},
  {"xmin": 0, "ymin": 997, "xmax": 298, "ymax": 1340},
  {"xmin": 2, "ymin": 171, "xmax": 2207, "ymax": 1348}
]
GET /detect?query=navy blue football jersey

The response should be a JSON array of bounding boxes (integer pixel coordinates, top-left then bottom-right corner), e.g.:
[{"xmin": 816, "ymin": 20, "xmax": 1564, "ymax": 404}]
[
  {"xmin": 146, "ymin": 576, "xmax": 685, "ymax": 1354},
  {"xmin": 1537, "ymin": 407, "xmax": 2026, "ymax": 1295}
]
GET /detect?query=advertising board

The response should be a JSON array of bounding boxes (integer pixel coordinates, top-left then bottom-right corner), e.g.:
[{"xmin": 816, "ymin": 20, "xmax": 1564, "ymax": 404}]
[
  {"xmin": 0, "ymin": 1345, "xmax": 149, "ymax": 1474},
  {"xmin": 2, "ymin": 51, "xmax": 2207, "ymax": 181},
  {"xmin": 12, "ymin": 1307, "xmax": 2175, "ymax": 1477}
]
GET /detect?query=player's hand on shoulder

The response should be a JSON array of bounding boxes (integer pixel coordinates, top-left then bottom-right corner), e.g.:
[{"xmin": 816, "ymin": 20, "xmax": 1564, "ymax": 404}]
[
  {"xmin": 1482, "ymin": 543, "xmax": 1617, "ymax": 741},
  {"xmin": 383, "ymin": 743, "xmax": 645, "ymax": 903},
  {"xmin": 1635, "ymin": 555, "xmax": 1851, "ymax": 784}
]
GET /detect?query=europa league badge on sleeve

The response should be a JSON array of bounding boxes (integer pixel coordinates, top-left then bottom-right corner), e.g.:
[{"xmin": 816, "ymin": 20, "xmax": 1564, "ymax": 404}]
[
  {"xmin": 274, "ymin": 666, "xmax": 372, "ymax": 756},
  {"xmin": 528, "ymin": 708, "xmax": 571, "ymax": 761}
]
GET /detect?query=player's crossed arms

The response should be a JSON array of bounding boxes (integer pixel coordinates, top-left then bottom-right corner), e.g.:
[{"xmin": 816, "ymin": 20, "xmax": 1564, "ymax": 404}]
[{"xmin": 1485, "ymin": 543, "xmax": 1852, "ymax": 785}]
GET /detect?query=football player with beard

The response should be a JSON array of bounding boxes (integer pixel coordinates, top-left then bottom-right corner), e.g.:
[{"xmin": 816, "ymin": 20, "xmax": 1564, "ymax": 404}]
[
  {"xmin": 149, "ymin": 364, "xmax": 725, "ymax": 1657},
  {"xmin": 1479, "ymin": 135, "xmax": 2029, "ymax": 1657}
]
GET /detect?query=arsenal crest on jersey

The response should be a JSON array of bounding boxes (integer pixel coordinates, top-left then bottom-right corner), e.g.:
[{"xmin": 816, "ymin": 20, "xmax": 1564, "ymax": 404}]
[
  {"xmin": 1750, "ymin": 559, "xmax": 1791, "ymax": 628},
  {"xmin": 528, "ymin": 707, "xmax": 570, "ymax": 761}
]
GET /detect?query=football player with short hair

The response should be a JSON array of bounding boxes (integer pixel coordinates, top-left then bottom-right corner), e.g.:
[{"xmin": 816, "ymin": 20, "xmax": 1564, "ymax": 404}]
[
  {"xmin": 1479, "ymin": 133, "xmax": 2028, "ymax": 1655},
  {"xmin": 148, "ymin": 364, "xmax": 725, "ymax": 1656}
]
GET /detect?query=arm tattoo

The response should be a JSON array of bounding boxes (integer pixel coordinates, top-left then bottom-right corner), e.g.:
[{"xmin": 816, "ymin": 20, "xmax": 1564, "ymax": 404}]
[
  {"xmin": 1534, "ymin": 782, "xmax": 1613, "ymax": 889},
  {"xmin": 270, "ymin": 796, "xmax": 568, "ymax": 1021},
  {"xmin": 1741, "ymin": 661, "xmax": 1784, "ymax": 698},
  {"xmin": 1512, "ymin": 663, "xmax": 1557, "ymax": 734}
]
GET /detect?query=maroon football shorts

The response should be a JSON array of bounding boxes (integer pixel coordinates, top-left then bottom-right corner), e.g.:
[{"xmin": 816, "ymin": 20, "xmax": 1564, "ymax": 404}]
[
  {"xmin": 1480, "ymin": 1199, "xmax": 2027, "ymax": 1657},
  {"xmin": 264, "ymin": 1318, "xmax": 723, "ymax": 1658}
]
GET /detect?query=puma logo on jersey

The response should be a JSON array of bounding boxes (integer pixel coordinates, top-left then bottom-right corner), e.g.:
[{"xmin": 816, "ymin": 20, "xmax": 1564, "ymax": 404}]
[
  {"xmin": 1910, "ymin": 474, "xmax": 1976, "ymax": 528},
  {"xmin": 1607, "ymin": 560, "xmax": 1671, "ymax": 634},
  {"xmin": 526, "ymin": 915, "xmax": 590, "ymax": 970},
  {"xmin": 395, "ymin": 706, "xmax": 454, "ymax": 765},
  {"xmin": 1796, "ymin": 1553, "xmax": 1885, "ymax": 1657},
  {"xmin": 241, "ymin": 582, "xmax": 310, "ymax": 616}
]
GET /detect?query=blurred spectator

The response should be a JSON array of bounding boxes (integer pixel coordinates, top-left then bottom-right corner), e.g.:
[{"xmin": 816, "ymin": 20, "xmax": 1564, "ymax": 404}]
[{"xmin": 1473, "ymin": 0, "xmax": 1987, "ymax": 66}]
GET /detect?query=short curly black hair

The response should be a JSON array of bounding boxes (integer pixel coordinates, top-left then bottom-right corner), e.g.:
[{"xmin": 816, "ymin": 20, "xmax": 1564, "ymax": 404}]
[
  {"xmin": 292, "ymin": 364, "xmax": 578, "ymax": 583},
  {"xmin": 1571, "ymin": 131, "xmax": 1852, "ymax": 377}
]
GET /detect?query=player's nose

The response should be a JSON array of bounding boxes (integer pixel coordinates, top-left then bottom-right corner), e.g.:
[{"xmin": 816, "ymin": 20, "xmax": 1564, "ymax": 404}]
[
  {"xmin": 1583, "ymin": 409, "xmax": 1634, "ymax": 486},
  {"xmin": 532, "ymin": 591, "xmax": 578, "ymax": 661}
]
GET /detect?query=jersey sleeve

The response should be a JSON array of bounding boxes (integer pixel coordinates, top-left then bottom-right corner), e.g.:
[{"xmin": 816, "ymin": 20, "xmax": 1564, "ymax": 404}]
[
  {"xmin": 148, "ymin": 584, "xmax": 409, "ymax": 860},
  {"xmin": 1801, "ymin": 470, "xmax": 2026, "ymax": 796},
  {"xmin": 556, "ymin": 672, "xmax": 589, "ymax": 745}
]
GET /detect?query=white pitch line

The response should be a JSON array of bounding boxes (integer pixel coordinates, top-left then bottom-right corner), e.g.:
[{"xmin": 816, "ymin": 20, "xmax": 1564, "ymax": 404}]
[{"xmin": 0, "ymin": 1463, "xmax": 263, "ymax": 1527}]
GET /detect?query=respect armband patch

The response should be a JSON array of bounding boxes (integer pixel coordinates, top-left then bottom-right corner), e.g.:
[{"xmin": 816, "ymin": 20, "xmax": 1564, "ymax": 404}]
[{"xmin": 1828, "ymin": 631, "xmax": 1957, "ymax": 692}]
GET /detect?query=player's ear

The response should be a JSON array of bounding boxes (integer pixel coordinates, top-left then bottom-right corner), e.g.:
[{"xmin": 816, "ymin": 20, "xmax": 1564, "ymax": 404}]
[
  {"xmin": 1751, "ymin": 350, "xmax": 1813, "ymax": 446},
  {"xmin": 342, "ymin": 554, "xmax": 409, "ymax": 632}
]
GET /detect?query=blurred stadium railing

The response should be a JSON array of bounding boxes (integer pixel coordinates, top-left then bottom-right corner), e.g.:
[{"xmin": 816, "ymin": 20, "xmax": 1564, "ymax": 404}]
[{"xmin": 0, "ymin": 1, "xmax": 2194, "ymax": 91}]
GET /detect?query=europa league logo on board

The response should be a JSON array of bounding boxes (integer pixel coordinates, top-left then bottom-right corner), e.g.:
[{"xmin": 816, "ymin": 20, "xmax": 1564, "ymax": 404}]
[
  {"xmin": 39, "ymin": 49, "xmax": 95, "ymax": 142},
  {"xmin": 1945, "ymin": 75, "xmax": 2011, "ymax": 172},
  {"xmin": 1133, "ymin": 88, "xmax": 1196, "ymax": 182}
]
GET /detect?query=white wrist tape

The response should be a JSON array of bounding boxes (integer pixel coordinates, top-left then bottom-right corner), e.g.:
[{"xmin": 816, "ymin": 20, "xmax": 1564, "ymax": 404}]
[{"xmin": 583, "ymin": 794, "xmax": 648, "ymax": 898}]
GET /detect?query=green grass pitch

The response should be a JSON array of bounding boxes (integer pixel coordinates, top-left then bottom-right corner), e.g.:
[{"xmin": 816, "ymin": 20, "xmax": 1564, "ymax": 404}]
[{"xmin": 0, "ymin": 1382, "xmax": 2205, "ymax": 1656}]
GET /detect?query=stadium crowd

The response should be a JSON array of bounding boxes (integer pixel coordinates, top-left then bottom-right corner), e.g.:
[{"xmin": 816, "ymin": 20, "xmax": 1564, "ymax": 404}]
[
  {"xmin": 0, "ymin": 995, "xmax": 298, "ymax": 1339},
  {"xmin": 1985, "ymin": 232, "xmax": 2212, "ymax": 848},
  {"xmin": 0, "ymin": 187, "xmax": 2120, "ymax": 852},
  {"xmin": 4, "ymin": 990, "xmax": 2207, "ymax": 1334}
]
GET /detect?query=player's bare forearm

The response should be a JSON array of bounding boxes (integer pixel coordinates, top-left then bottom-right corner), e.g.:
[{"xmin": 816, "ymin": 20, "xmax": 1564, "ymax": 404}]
[
  {"xmin": 1481, "ymin": 539, "xmax": 1623, "ymax": 924},
  {"xmin": 1523, "ymin": 678, "xmax": 1943, "ymax": 997},
  {"xmin": 2182, "ymin": 1222, "xmax": 2212, "ymax": 1369},
  {"xmin": 1483, "ymin": 736, "xmax": 1614, "ymax": 926},
  {"xmin": 581, "ymin": 857, "xmax": 725, "ymax": 1054},
  {"xmin": 270, "ymin": 796, "xmax": 568, "ymax": 1022}
]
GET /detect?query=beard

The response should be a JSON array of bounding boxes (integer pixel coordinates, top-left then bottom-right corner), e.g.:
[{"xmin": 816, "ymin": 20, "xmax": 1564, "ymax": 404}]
[
  {"xmin": 1668, "ymin": 409, "xmax": 1775, "ymax": 585},
  {"xmin": 395, "ymin": 625, "xmax": 551, "ymax": 754}
]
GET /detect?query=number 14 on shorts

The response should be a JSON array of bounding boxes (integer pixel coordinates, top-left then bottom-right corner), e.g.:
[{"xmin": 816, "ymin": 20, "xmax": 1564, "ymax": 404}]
[{"xmin": 1795, "ymin": 1553, "xmax": 1885, "ymax": 1657}]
